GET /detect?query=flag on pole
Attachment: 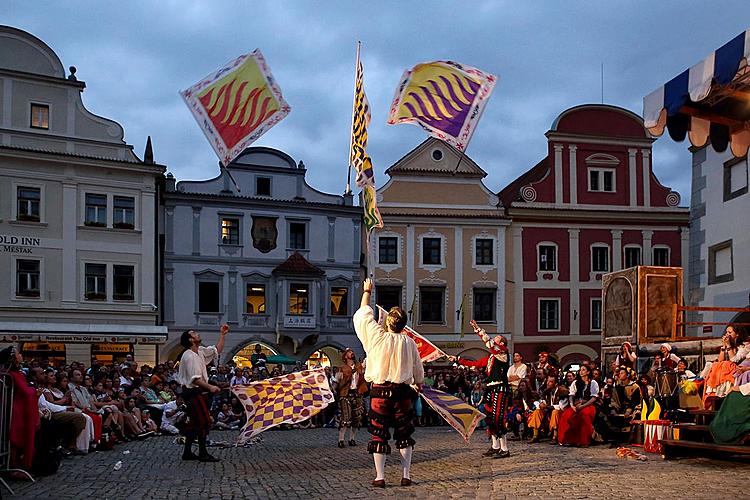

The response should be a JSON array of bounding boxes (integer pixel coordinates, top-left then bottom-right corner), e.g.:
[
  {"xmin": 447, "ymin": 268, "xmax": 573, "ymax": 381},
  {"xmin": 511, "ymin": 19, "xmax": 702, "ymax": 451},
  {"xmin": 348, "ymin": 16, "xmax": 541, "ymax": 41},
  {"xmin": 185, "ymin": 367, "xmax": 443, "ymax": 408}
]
[
  {"xmin": 387, "ymin": 60, "xmax": 497, "ymax": 151},
  {"xmin": 377, "ymin": 305, "xmax": 447, "ymax": 363},
  {"xmin": 231, "ymin": 369, "xmax": 334, "ymax": 444},
  {"xmin": 420, "ymin": 387, "xmax": 485, "ymax": 442},
  {"xmin": 180, "ymin": 49, "xmax": 291, "ymax": 166},
  {"xmin": 457, "ymin": 293, "xmax": 467, "ymax": 338}
]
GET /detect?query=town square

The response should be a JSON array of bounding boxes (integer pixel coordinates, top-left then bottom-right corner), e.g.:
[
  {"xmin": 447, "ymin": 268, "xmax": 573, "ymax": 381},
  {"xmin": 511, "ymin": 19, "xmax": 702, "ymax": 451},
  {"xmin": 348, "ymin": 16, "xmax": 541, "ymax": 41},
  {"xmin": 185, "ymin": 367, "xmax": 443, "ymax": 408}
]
[{"xmin": 1, "ymin": 2, "xmax": 750, "ymax": 498}]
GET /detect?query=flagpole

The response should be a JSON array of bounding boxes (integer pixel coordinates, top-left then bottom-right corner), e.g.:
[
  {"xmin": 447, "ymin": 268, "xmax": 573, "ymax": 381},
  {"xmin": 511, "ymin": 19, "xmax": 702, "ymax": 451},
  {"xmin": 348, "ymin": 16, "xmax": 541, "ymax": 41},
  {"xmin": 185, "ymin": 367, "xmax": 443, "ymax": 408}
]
[{"xmin": 345, "ymin": 41, "xmax": 361, "ymax": 195}]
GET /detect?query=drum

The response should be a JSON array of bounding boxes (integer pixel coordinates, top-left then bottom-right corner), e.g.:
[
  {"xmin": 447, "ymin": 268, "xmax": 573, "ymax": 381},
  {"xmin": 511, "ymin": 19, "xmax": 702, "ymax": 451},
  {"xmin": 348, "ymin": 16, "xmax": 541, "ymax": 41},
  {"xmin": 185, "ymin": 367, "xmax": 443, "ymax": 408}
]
[
  {"xmin": 655, "ymin": 370, "xmax": 678, "ymax": 398},
  {"xmin": 643, "ymin": 419, "xmax": 671, "ymax": 453}
]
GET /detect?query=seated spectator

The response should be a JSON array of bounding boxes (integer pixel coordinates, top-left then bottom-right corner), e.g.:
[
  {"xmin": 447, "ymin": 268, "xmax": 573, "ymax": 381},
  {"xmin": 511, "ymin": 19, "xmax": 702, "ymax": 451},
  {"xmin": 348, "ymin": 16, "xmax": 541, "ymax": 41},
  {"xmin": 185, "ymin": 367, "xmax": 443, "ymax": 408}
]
[
  {"xmin": 528, "ymin": 375, "xmax": 563, "ymax": 443},
  {"xmin": 141, "ymin": 409, "xmax": 159, "ymax": 433},
  {"xmin": 506, "ymin": 398, "xmax": 525, "ymax": 439},
  {"xmin": 214, "ymin": 403, "xmax": 241, "ymax": 430},
  {"xmin": 704, "ymin": 325, "xmax": 747, "ymax": 406},
  {"xmin": 557, "ymin": 365, "xmax": 599, "ymax": 447},
  {"xmin": 122, "ymin": 396, "xmax": 149, "ymax": 439},
  {"xmin": 676, "ymin": 360, "xmax": 696, "ymax": 380},
  {"xmin": 91, "ymin": 380, "xmax": 126, "ymax": 441},
  {"xmin": 69, "ymin": 369, "xmax": 104, "ymax": 445},
  {"xmin": 119, "ymin": 364, "xmax": 134, "ymax": 387},
  {"xmin": 230, "ymin": 367, "xmax": 248, "ymax": 386},
  {"xmin": 161, "ymin": 395, "xmax": 187, "ymax": 435},
  {"xmin": 32, "ymin": 367, "xmax": 88, "ymax": 454},
  {"xmin": 509, "ymin": 380, "xmax": 536, "ymax": 439}
]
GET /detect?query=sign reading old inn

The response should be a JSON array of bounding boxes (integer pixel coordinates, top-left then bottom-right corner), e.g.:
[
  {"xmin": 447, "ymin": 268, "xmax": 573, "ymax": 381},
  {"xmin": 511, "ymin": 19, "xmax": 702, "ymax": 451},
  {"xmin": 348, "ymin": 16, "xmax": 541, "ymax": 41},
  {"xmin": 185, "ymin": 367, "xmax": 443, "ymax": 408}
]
[{"xmin": 0, "ymin": 234, "xmax": 42, "ymax": 253}]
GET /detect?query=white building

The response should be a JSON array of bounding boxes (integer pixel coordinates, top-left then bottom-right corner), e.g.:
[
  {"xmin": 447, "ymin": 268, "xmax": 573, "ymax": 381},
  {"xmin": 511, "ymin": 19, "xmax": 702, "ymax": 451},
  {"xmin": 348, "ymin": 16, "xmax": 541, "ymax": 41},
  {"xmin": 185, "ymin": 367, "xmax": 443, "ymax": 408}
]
[{"xmin": 0, "ymin": 26, "xmax": 166, "ymax": 366}]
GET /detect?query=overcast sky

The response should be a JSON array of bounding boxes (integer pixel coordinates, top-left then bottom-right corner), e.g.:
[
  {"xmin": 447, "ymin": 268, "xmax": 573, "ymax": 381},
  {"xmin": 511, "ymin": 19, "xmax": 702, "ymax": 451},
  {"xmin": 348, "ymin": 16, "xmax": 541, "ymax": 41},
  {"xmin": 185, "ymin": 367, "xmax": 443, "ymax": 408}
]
[{"xmin": 6, "ymin": 2, "xmax": 750, "ymax": 203}]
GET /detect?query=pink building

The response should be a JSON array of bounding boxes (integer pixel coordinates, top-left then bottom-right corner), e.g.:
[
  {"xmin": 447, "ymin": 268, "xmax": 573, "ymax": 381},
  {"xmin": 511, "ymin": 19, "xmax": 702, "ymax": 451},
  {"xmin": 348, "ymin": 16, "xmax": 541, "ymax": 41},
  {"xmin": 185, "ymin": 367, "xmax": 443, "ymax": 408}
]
[{"xmin": 499, "ymin": 104, "xmax": 689, "ymax": 368}]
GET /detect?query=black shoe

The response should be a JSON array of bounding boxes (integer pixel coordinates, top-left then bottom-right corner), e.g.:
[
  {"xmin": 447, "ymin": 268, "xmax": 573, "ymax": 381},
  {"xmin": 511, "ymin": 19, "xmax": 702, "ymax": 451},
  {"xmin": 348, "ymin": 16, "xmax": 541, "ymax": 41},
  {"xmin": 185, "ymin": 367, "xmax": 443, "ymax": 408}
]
[
  {"xmin": 482, "ymin": 447, "xmax": 499, "ymax": 457},
  {"xmin": 198, "ymin": 454, "xmax": 220, "ymax": 462},
  {"xmin": 493, "ymin": 450, "xmax": 511, "ymax": 459},
  {"xmin": 401, "ymin": 478, "xmax": 413, "ymax": 486},
  {"xmin": 338, "ymin": 440, "xmax": 345, "ymax": 448},
  {"xmin": 348, "ymin": 439, "xmax": 356, "ymax": 446},
  {"xmin": 182, "ymin": 452, "xmax": 199, "ymax": 461}
]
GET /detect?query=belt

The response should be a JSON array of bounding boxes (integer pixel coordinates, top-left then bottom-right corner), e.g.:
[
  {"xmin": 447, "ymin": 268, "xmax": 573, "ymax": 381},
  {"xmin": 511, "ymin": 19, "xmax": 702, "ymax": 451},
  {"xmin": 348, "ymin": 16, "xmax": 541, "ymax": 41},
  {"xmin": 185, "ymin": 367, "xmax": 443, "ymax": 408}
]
[{"xmin": 370, "ymin": 383, "xmax": 411, "ymax": 399}]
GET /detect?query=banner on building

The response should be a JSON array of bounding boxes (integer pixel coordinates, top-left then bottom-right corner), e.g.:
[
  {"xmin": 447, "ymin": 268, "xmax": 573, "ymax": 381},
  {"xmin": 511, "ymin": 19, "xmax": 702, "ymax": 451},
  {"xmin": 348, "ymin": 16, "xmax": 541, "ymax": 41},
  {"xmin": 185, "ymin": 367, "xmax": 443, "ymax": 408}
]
[
  {"xmin": 181, "ymin": 49, "xmax": 291, "ymax": 166},
  {"xmin": 377, "ymin": 305, "xmax": 447, "ymax": 363},
  {"xmin": 387, "ymin": 60, "xmax": 497, "ymax": 151},
  {"xmin": 420, "ymin": 387, "xmax": 485, "ymax": 442},
  {"xmin": 231, "ymin": 369, "xmax": 334, "ymax": 443}
]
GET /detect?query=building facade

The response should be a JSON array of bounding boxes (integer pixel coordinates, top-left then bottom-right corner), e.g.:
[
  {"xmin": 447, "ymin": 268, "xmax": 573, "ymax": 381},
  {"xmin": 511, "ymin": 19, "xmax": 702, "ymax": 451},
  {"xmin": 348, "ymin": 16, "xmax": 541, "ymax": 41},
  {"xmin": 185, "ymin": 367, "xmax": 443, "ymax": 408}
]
[
  {"xmin": 687, "ymin": 146, "xmax": 750, "ymax": 334},
  {"xmin": 162, "ymin": 147, "xmax": 362, "ymax": 366},
  {"xmin": 372, "ymin": 138, "xmax": 510, "ymax": 360},
  {"xmin": 500, "ymin": 104, "xmax": 689, "ymax": 367},
  {"xmin": 0, "ymin": 26, "xmax": 166, "ymax": 366}
]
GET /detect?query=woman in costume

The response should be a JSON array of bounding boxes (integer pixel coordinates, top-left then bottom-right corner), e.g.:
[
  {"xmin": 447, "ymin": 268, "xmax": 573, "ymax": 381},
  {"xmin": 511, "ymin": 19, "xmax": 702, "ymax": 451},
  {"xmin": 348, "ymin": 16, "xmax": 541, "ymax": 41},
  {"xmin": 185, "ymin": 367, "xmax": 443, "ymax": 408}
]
[
  {"xmin": 557, "ymin": 365, "xmax": 599, "ymax": 447},
  {"xmin": 704, "ymin": 325, "xmax": 747, "ymax": 406}
]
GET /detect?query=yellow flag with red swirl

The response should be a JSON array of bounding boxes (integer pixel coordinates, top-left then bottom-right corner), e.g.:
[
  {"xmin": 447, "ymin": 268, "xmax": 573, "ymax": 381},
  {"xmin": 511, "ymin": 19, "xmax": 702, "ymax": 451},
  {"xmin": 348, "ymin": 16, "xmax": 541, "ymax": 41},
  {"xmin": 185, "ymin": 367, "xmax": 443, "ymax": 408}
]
[
  {"xmin": 181, "ymin": 50, "xmax": 291, "ymax": 166},
  {"xmin": 387, "ymin": 61, "xmax": 496, "ymax": 151}
]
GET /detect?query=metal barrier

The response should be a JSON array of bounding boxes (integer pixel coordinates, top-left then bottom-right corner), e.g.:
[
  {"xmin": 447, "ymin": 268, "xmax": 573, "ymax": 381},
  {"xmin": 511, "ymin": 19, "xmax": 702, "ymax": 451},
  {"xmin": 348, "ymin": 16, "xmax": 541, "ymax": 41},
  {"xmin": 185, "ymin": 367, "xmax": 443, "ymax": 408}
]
[{"xmin": 0, "ymin": 368, "xmax": 35, "ymax": 495}]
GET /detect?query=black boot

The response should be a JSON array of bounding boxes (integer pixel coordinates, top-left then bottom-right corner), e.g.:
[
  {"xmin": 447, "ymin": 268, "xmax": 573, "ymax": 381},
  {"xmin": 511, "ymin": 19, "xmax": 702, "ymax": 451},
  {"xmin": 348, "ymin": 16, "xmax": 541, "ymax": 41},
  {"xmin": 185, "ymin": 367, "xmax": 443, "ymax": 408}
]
[
  {"xmin": 197, "ymin": 435, "xmax": 219, "ymax": 462},
  {"xmin": 182, "ymin": 436, "xmax": 198, "ymax": 460}
]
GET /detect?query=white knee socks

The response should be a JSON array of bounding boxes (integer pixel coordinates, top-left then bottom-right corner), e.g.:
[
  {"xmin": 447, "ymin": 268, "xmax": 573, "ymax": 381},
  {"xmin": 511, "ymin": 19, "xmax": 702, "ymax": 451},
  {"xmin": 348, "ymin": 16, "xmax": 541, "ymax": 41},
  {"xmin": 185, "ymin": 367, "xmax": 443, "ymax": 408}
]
[
  {"xmin": 491, "ymin": 436, "xmax": 500, "ymax": 450},
  {"xmin": 500, "ymin": 435, "xmax": 508, "ymax": 452},
  {"xmin": 399, "ymin": 446, "xmax": 413, "ymax": 480},
  {"xmin": 373, "ymin": 453, "xmax": 386, "ymax": 481},
  {"xmin": 338, "ymin": 427, "xmax": 346, "ymax": 442}
]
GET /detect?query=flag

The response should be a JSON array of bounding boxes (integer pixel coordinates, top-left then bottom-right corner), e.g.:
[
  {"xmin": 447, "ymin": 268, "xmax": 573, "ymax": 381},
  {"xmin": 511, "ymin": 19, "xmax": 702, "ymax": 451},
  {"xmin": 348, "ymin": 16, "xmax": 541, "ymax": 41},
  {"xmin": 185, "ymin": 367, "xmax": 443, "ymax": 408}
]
[
  {"xmin": 420, "ymin": 387, "xmax": 485, "ymax": 442},
  {"xmin": 377, "ymin": 305, "xmax": 447, "ymax": 363},
  {"xmin": 387, "ymin": 60, "xmax": 497, "ymax": 151},
  {"xmin": 181, "ymin": 49, "xmax": 291, "ymax": 166},
  {"xmin": 350, "ymin": 52, "xmax": 383, "ymax": 230},
  {"xmin": 231, "ymin": 368, "xmax": 334, "ymax": 444},
  {"xmin": 457, "ymin": 293, "xmax": 466, "ymax": 338}
]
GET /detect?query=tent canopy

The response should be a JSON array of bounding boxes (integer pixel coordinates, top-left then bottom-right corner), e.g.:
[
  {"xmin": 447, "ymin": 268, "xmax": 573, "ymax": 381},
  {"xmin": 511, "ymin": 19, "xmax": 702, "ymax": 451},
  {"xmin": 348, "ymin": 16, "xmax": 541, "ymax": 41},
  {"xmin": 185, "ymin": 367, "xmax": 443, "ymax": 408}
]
[
  {"xmin": 266, "ymin": 354, "xmax": 299, "ymax": 365},
  {"xmin": 643, "ymin": 29, "xmax": 750, "ymax": 157}
]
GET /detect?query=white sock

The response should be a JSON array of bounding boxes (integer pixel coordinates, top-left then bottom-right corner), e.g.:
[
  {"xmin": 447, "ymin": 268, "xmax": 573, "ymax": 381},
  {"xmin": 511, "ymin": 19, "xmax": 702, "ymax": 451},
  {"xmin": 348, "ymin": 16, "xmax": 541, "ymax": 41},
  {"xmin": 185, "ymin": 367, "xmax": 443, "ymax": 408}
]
[
  {"xmin": 491, "ymin": 435, "xmax": 500, "ymax": 450},
  {"xmin": 373, "ymin": 453, "xmax": 386, "ymax": 481},
  {"xmin": 349, "ymin": 427, "xmax": 357, "ymax": 442},
  {"xmin": 500, "ymin": 435, "xmax": 508, "ymax": 452},
  {"xmin": 399, "ymin": 446, "xmax": 413, "ymax": 479},
  {"xmin": 338, "ymin": 427, "xmax": 346, "ymax": 442}
]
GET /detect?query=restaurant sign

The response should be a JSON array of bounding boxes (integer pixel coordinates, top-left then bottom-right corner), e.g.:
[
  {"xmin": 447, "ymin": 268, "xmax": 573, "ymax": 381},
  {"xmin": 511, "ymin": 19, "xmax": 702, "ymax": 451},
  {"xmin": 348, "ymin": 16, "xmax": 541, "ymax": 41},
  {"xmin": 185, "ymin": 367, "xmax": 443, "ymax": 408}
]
[{"xmin": 0, "ymin": 234, "xmax": 42, "ymax": 254}]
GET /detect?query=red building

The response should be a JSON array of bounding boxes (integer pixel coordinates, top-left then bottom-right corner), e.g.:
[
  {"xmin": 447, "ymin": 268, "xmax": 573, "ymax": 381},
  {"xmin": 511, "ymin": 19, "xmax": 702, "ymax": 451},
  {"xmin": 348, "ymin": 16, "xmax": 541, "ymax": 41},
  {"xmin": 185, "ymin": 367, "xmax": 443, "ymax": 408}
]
[{"xmin": 499, "ymin": 104, "xmax": 689, "ymax": 368}]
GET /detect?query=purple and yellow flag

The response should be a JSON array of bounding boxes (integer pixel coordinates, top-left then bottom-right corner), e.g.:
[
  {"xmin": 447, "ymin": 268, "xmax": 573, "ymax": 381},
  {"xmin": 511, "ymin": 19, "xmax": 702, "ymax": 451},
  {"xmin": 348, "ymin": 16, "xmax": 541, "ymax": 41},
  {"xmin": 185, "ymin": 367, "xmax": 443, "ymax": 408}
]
[
  {"xmin": 387, "ymin": 61, "xmax": 497, "ymax": 151},
  {"xmin": 181, "ymin": 49, "xmax": 291, "ymax": 166},
  {"xmin": 420, "ymin": 387, "xmax": 485, "ymax": 442},
  {"xmin": 231, "ymin": 369, "xmax": 334, "ymax": 443}
]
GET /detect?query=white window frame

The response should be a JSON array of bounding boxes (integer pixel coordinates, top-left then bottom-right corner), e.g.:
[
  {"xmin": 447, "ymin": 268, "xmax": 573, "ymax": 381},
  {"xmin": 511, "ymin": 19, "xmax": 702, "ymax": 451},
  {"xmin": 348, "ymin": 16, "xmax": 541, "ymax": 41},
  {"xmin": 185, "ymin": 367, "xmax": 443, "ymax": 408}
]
[
  {"xmin": 11, "ymin": 255, "xmax": 45, "ymax": 302},
  {"xmin": 591, "ymin": 244, "xmax": 610, "ymax": 273},
  {"xmin": 80, "ymin": 191, "xmax": 140, "ymax": 230},
  {"xmin": 537, "ymin": 242, "xmax": 558, "ymax": 272},
  {"xmin": 538, "ymin": 297, "xmax": 561, "ymax": 332},
  {"xmin": 652, "ymin": 245, "xmax": 671, "ymax": 267},
  {"xmin": 588, "ymin": 167, "xmax": 616, "ymax": 193},
  {"xmin": 418, "ymin": 231, "xmax": 447, "ymax": 273},
  {"xmin": 590, "ymin": 297, "xmax": 602, "ymax": 332},
  {"xmin": 473, "ymin": 236, "xmax": 496, "ymax": 267},
  {"xmin": 113, "ymin": 195, "xmax": 136, "ymax": 229},
  {"xmin": 623, "ymin": 244, "xmax": 642, "ymax": 269},
  {"xmin": 11, "ymin": 180, "xmax": 46, "ymax": 223},
  {"xmin": 82, "ymin": 261, "xmax": 110, "ymax": 302}
]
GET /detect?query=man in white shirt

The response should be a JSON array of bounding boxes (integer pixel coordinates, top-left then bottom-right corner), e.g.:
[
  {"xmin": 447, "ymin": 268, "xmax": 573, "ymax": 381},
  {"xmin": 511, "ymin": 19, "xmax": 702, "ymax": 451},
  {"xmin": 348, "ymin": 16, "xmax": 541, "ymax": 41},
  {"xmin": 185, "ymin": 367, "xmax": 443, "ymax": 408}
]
[
  {"xmin": 178, "ymin": 324, "xmax": 229, "ymax": 462},
  {"xmin": 507, "ymin": 352, "xmax": 528, "ymax": 391},
  {"xmin": 353, "ymin": 278, "xmax": 424, "ymax": 488}
]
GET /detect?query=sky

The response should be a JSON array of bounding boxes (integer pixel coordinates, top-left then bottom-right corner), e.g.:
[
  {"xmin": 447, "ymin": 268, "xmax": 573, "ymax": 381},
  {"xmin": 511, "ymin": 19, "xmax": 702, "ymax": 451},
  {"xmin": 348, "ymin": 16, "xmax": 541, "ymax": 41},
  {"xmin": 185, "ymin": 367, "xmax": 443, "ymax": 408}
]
[{"xmin": 5, "ymin": 1, "xmax": 750, "ymax": 203}]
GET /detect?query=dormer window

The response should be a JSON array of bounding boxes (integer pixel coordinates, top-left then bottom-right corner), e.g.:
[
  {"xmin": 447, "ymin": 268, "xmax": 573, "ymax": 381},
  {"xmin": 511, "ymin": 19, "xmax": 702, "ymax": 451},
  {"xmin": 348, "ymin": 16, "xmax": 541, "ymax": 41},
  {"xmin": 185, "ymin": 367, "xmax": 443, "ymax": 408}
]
[
  {"xmin": 256, "ymin": 177, "xmax": 271, "ymax": 196},
  {"xmin": 30, "ymin": 103, "xmax": 49, "ymax": 129},
  {"xmin": 589, "ymin": 168, "xmax": 615, "ymax": 192}
]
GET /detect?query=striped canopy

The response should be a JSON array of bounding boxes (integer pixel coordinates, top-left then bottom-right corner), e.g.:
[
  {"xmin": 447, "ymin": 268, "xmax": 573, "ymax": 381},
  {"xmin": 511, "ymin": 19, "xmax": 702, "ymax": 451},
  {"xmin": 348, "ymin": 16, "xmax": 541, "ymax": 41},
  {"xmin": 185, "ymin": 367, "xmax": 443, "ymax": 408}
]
[{"xmin": 643, "ymin": 29, "xmax": 750, "ymax": 157}]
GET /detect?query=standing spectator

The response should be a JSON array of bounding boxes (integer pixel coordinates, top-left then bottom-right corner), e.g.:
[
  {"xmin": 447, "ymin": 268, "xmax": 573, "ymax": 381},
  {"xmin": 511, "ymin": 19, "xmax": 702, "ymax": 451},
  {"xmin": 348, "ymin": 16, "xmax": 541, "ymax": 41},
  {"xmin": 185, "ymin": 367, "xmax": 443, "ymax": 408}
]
[
  {"xmin": 507, "ymin": 352, "xmax": 528, "ymax": 391},
  {"xmin": 1, "ymin": 346, "xmax": 40, "ymax": 474}
]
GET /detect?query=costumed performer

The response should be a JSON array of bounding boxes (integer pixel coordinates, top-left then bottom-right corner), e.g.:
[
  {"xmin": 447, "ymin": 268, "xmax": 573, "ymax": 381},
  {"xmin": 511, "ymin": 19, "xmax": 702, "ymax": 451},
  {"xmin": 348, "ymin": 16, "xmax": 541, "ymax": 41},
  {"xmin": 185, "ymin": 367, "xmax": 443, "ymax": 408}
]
[{"xmin": 334, "ymin": 347, "xmax": 367, "ymax": 448}]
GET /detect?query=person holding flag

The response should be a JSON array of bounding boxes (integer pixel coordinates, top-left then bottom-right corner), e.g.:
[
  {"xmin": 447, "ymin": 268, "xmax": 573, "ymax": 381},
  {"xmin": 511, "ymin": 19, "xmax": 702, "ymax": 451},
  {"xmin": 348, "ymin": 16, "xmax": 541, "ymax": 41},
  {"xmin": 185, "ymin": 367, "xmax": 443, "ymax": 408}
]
[
  {"xmin": 451, "ymin": 320, "xmax": 512, "ymax": 458},
  {"xmin": 354, "ymin": 278, "xmax": 424, "ymax": 488}
]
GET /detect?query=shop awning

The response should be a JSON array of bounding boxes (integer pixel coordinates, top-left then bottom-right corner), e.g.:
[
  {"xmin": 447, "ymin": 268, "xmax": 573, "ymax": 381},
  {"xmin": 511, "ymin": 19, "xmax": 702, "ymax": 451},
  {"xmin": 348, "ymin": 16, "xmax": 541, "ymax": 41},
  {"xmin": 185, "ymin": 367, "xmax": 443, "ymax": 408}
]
[
  {"xmin": 0, "ymin": 322, "xmax": 168, "ymax": 344},
  {"xmin": 266, "ymin": 355, "xmax": 299, "ymax": 365},
  {"xmin": 643, "ymin": 29, "xmax": 750, "ymax": 157}
]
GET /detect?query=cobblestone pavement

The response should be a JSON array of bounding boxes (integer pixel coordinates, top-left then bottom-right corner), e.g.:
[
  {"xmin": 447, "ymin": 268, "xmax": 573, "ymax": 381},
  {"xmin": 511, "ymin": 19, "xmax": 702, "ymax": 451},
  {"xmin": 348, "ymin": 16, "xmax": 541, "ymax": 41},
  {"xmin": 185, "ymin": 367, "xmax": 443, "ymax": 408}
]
[{"xmin": 8, "ymin": 427, "xmax": 750, "ymax": 499}]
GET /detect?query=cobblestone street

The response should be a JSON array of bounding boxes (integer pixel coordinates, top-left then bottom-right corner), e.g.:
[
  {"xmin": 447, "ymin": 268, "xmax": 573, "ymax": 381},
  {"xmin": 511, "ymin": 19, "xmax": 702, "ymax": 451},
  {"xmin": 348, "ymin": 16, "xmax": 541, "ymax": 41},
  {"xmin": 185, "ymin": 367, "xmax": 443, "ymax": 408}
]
[{"xmin": 8, "ymin": 427, "xmax": 749, "ymax": 499}]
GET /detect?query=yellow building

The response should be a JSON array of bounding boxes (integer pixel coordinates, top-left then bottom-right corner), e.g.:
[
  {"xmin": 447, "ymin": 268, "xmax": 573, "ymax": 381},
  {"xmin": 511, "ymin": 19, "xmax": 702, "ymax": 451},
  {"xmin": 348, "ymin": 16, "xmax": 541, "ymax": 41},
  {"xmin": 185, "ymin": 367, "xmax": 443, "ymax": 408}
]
[{"xmin": 371, "ymin": 139, "xmax": 510, "ymax": 360}]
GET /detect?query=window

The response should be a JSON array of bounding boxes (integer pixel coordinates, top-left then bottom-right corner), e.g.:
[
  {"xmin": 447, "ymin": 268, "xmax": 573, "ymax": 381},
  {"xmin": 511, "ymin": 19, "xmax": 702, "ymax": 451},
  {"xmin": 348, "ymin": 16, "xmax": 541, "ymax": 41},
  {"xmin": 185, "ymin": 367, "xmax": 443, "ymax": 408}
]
[
  {"xmin": 85, "ymin": 194, "xmax": 107, "ymax": 226},
  {"xmin": 592, "ymin": 246, "xmax": 609, "ymax": 272},
  {"xmin": 473, "ymin": 289, "xmax": 495, "ymax": 322},
  {"xmin": 431, "ymin": 149, "xmax": 443, "ymax": 161},
  {"xmin": 246, "ymin": 285, "xmax": 266, "ymax": 314},
  {"xmin": 624, "ymin": 247, "xmax": 641, "ymax": 268},
  {"xmin": 376, "ymin": 286, "xmax": 401, "ymax": 311},
  {"xmin": 475, "ymin": 239, "xmax": 494, "ymax": 265},
  {"xmin": 17, "ymin": 186, "xmax": 41, "ymax": 221},
  {"xmin": 289, "ymin": 222, "xmax": 306, "ymax": 250},
  {"xmin": 419, "ymin": 287, "xmax": 444, "ymax": 323},
  {"xmin": 378, "ymin": 237, "xmax": 398, "ymax": 264},
  {"xmin": 591, "ymin": 298, "xmax": 602, "ymax": 331},
  {"xmin": 538, "ymin": 245, "xmax": 557, "ymax": 271},
  {"xmin": 539, "ymin": 299, "xmax": 560, "ymax": 331},
  {"xmin": 113, "ymin": 196, "xmax": 135, "ymax": 229},
  {"xmin": 724, "ymin": 157, "xmax": 748, "ymax": 201},
  {"xmin": 653, "ymin": 247, "xmax": 670, "ymax": 267},
  {"xmin": 289, "ymin": 283, "xmax": 309, "ymax": 314},
  {"xmin": 30, "ymin": 103, "xmax": 49, "ymax": 129},
  {"xmin": 220, "ymin": 218, "xmax": 239, "ymax": 245},
  {"xmin": 330, "ymin": 287, "xmax": 349, "ymax": 316},
  {"xmin": 16, "ymin": 260, "xmax": 40, "ymax": 298},
  {"xmin": 198, "ymin": 282, "xmax": 220, "ymax": 312},
  {"xmin": 589, "ymin": 169, "xmax": 615, "ymax": 192},
  {"xmin": 113, "ymin": 265, "xmax": 134, "ymax": 301},
  {"xmin": 256, "ymin": 177, "xmax": 271, "ymax": 196},
  {"xmin": 708, "ymin": 240, "xmax": 733, "ymax": 285},
  {"xmin": 422, "ymin": 238, "xmax": 441, "ymax": 265},
  {"xmin": 85, "ymin": 264, "xmax": 107, "ymax": 300}
]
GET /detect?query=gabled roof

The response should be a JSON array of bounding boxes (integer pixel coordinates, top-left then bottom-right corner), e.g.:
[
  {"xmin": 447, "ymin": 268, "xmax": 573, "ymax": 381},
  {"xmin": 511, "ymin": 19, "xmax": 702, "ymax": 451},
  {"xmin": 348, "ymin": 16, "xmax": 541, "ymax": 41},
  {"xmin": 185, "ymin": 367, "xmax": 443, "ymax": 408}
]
[
  {"xmin": 272, "ymin": 252, "xmax": 325, "ymax": 276},
  {"xmin": 498, "ymin": 156, "xmax": 549, "ymax": 207},
  {"xmin": 385, "ymin": 138, "xmax": 486, "ymax": 178}
]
